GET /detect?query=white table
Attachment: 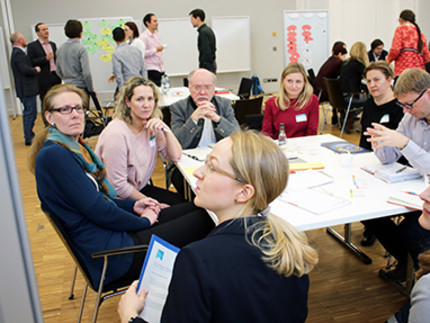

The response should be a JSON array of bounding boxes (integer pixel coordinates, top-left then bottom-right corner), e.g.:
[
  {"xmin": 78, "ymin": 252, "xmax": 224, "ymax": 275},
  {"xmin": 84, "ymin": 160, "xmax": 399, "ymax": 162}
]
[
  {"xmin": 176, "ymin": 134, "xmax": 427, "ymax": 263},
  {"xmin": 159, "ymin": 87, "xmax": 239, "ymax": 107}
]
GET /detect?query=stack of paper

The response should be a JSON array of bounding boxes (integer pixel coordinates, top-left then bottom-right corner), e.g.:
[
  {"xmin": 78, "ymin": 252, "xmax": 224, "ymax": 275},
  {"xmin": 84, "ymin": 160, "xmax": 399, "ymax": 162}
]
[
  {"xmin": 287, "ymin": 170, "xmax": 334, "ymax": 191},
  {"xmin": 289, "ymin": 162, "xmax": 325, "ymax": 172},
  {"xmin": 387, "ymin": 191, "xmax": 423, "ymax": 210},
  {"xmin": 361, "ymin": 163, "xmax": 422, "ymax": 183}
]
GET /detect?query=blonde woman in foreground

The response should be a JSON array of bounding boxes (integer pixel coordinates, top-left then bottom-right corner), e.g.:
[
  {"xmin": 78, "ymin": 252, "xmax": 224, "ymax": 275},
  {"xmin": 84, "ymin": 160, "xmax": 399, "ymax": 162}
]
[{"xmin": 118, "ymin": 130, "xmax": 319, "ymax": 323}]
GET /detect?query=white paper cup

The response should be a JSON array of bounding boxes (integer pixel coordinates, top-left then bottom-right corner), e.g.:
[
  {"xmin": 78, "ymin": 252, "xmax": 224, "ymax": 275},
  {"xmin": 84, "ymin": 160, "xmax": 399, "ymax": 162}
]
[{"xmin": 339, "ymin": 152, "xmax": 353, "ymax": 167}]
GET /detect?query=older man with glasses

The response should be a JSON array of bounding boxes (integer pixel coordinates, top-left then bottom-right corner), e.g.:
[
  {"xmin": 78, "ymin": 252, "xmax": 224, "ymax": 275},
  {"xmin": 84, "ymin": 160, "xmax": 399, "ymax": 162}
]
[
  {"xmin": 169, "ymin": 68, "xmax": 239, "ymax": 196},
  {"xmin": 170, "ymin": 68, "xmax": 239, "ymax": 149},
  {"xmin": 362, "ymin": 68, "xmax": 430, "ymax": 284}
]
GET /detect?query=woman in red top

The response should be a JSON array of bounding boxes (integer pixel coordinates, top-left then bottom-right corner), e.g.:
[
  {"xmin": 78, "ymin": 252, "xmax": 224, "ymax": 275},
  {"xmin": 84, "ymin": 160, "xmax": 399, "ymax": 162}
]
[
  {"xmin": 262, "ymin": 63, "xmax": 319, "ymax": 139},
  {"xmin": 387, "ymin": 9, "xmax": 430, "ymax": 76}
]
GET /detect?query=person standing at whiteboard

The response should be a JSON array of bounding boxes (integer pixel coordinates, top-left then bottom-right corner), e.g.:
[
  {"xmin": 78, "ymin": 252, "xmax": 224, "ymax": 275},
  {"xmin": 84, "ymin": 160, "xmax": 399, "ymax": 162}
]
[
  {"xmin": 189, "ymin": 9, "xmax": 217, "ymax": 74},
  {"xmin": 140, "ymin": 13, "xmax": 164, "ymax": 87}
]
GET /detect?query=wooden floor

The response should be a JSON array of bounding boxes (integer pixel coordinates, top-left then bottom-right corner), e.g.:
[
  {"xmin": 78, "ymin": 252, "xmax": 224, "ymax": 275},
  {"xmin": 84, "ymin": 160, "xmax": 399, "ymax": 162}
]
[{"xmin": 10, "ymin": 110, "xmax": 407, "ymax": 322}]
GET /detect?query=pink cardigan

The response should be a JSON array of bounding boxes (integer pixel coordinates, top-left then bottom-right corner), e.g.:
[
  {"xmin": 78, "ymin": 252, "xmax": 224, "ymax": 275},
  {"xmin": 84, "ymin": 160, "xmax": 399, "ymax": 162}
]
[{"xmin": 95, "ymin": 119, "xmax": 169, "ymax": 198}]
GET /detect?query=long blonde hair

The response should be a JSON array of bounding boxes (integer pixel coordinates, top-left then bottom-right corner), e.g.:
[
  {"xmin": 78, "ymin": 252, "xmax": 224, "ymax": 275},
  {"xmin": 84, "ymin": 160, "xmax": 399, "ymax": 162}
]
[
  {"xmin": 229, "ymin": 131, "xmax": 318, "ymax": 277},
  {"xmin": 276, "ymin": 63, "xmax": 314, "ymax": 111},
  {"xmin": 28, "ymin": 84, "xmax": 88, "ymax": 173},
  {"xmin": 114, "ymin": 76, "xmax": 162, "ymax": 124},
  {"xmin": 348, "ymin": 41, "xmax": 369, "ymax": 66}
]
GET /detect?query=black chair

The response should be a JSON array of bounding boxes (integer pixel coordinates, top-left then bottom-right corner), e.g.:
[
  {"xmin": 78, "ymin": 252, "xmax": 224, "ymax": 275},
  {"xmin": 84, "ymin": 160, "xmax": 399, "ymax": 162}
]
[
  {"xmin": 245, "ymin": 114, "xmax": 264, "ymax": 131},
  {"xmin": 83, "ymin": 94, "xmax": 113, "ymax": 139},
  {"xmin": 307, "ymin": 68, "xmax": 316, "ymax": 86},
  {"xmin": 233, "ymin": 97, "xmax": 263, "ymax": 126},
  {"xmin": 42, "ymin": 206, "xmax": 148, "ymax": 323},
  {"xmin": 324, "ymin": 77, "xmax": 363, "ymax": 138},
  {"xmin": 237, "ymin": 77, "xmax": 253, "ymax": 99}
]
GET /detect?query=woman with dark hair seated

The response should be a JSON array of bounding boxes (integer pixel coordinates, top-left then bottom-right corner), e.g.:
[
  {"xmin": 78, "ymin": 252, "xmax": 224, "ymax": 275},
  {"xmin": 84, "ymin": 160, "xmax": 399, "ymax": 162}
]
[
  {"xmin": 30, "ymin": 84, "xmax": 213, "ymax": 288},
  {"xmin": 118, "ymin": 130, "xmax": 319, "ymax": 323}
]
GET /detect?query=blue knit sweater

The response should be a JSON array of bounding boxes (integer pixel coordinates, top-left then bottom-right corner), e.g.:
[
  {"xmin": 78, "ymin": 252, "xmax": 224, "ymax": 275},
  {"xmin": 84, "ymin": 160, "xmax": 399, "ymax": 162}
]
[{"xmin": 35, "ymin": 141, "xmax": 151, "ymax": 287}]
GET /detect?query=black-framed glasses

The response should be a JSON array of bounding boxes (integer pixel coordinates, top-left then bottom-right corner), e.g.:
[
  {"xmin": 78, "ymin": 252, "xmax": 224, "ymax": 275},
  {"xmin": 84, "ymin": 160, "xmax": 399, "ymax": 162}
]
[
  {"xmin": 396, "ymin": 89, "xmax": 427, "ymax": 110},
  {"xmin": 51, "ymin": 106, "xmax": 85, "ymax": 115},
  {"xmin": 203, "ymin": 156, "xmax": 245, "ymax": 183}
]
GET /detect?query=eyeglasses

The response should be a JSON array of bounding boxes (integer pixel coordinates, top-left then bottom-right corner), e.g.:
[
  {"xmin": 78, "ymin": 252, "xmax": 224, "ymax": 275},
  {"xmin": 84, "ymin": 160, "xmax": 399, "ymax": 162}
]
[
  {"xmin": 396, "ymin": 89, "xmax": 427, "ymax": 110},
  {"xmin": 203, "ymin": 156, "xmax": 244, "ymax": 183},
  {"xmin": 51, "ymin": 106, "xmax": 85, "ymax": 115},
  {"xmin": 191, "ymin": 85, "xmax": 215, "ymax": 92}
]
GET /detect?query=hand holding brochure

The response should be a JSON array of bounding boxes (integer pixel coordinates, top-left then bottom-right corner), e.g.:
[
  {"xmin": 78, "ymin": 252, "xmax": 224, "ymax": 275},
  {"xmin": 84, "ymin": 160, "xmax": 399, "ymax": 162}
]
[
  {"xmin": 361, "ymin": 162, "xmax": 422, "ymax": 183},
  {"xmin": 137, "ymin": 235, "xmax": 180, "ymax": 323}
]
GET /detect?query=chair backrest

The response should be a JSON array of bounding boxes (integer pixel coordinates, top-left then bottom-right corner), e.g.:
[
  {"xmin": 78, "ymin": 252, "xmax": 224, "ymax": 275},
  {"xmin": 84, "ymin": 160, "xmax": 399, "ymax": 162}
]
[
  {"xmin": 41, "ymin": 205, "xmax": 97, "ymax": 289},
  {"xmin": 307, "ymin": 68, "xmax": 316, "ymax": 86},
  {"xmin": 233, "ymin": 96, "xmax": 263, "ymax": 125},
  {"xmin": 324, "ymin": 77, "xmax": 348, "ymax": 111},
  {"xmin": 238, "ymin": 77, "xmax": 252, "ymax": 99},
  {"xmin": 245, "ymin": 114, "xmax": 264, "ymax": 131}
]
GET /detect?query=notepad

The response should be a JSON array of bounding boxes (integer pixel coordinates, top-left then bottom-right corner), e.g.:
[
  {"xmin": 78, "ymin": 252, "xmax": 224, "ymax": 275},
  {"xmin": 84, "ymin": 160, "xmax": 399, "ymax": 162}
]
[
  {"xmin": 361, "ymin": 163, "xmax": 422, "ymax": 183},
  {"xmin": 387, "ymin": 191, "xmax": 423, "ymax": 210},
  {"xmin": 278, "ymin": 189, "xmax": 350, "ymax": 215},
  {"xmin": 287, "ymin": 170, "xmax": 334, "ymax": 191},
  {"xmin": 289, "ymin": 162, "xmax": 325, "ymax": 172}
]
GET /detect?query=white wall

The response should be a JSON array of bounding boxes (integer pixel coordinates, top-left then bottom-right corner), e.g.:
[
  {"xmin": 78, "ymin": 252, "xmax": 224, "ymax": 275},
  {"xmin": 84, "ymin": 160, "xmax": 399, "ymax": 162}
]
[{"xmin": 2, "ymin": 0, "xmax": 430, "ymax": 115}]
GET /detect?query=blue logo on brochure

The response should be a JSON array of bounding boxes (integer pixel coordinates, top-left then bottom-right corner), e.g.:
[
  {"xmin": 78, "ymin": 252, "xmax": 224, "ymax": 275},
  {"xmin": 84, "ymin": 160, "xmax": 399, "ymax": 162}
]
[{"xmin": 156, "ymin": 249, "xmax": 164, "ymax": 260}]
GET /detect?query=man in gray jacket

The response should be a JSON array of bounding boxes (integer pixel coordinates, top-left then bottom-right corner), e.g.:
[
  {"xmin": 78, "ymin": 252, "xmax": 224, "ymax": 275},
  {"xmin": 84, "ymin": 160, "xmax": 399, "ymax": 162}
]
[{"xmin": 170, "ymin": 68, "xmax": 238, "ymax": 149}]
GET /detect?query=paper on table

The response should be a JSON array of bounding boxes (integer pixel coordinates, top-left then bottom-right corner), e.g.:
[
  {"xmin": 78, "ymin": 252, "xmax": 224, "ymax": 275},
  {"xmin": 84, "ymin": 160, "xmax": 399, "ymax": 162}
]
[
  {"xmin": 387, "ymin": 191, "xmax": 423, "ymax": 210},
  {"xmin": 279, "ymin": 189, "xmax": 350, "ymax": 215},
  {"xmin": 137, "ymin": 235, "xmax": 180, "ymax": 323},
  {"xmin": 182, "ymin": 166, "xmax": 198, "ymax": 179},
  {"xmin": 287, "ymin": 170, "xmax": 334, "ymax": 191},
  {"xmin": 361, "ymin": 162, "xmax": 422, "ymax": 183}
]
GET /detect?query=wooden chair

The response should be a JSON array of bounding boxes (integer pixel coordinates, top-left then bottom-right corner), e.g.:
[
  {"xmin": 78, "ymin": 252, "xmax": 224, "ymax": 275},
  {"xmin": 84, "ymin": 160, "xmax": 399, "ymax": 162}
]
[{"xmin": 42, "ymin": 206, "xmax": 148, "ymax": 323}]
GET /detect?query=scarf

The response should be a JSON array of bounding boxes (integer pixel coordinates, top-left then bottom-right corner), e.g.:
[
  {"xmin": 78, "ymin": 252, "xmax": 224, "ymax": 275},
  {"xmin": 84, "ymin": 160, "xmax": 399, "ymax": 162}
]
[{"xmin": 47, "ymin": 126, "xmax": 118, "ymax": 201}]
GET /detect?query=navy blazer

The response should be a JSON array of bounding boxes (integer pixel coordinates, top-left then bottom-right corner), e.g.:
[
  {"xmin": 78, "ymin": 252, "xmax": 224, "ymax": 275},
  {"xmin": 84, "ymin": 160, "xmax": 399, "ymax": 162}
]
[
  {"xmin": 10, "ymin": 47, "xmax": 39, "ymax": 98},
  {"xmin": 367, "ymin": 49, "xmax": 388, "ymax": 62},
  {"xmin": 27, "ymin": 40, "xmax": 58, "ymax": 89},
  {"xmin": 162, "ymin": 217, "xmax": 310, "ymax": 323}
]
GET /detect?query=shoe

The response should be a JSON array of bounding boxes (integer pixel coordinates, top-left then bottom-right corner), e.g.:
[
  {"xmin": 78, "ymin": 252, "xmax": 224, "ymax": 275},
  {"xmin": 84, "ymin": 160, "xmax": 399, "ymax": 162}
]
[
  {"xmin": 361, "ymin": 228, "xmax": 377, "ymax": 246},
  {"xmin": 331, "ymin": 115, "xmax": 338, "ymax": 126},
  {"xmin": 25, "ymin": 140, "xmax": 32, "ymax": 146},
  {"xmin": 378, "ymin": 265, "xmax": 406, "ymax": 283}
]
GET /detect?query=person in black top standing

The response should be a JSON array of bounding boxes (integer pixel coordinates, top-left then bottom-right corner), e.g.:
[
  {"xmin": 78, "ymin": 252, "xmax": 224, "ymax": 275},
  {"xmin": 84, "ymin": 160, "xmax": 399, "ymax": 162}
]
[
  {"xmin": 10, "ymin": 32, "xmax": 40, "ymax": 145},
  {"xmin": 189, "ymin": 9, "xmax": 216, "ymax": 74}
]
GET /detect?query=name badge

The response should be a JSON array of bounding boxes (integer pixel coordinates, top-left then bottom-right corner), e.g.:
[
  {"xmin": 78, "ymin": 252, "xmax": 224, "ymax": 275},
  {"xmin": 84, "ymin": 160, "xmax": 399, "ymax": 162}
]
[
  {"xmin": 380, "ymin": 114, "xmax": 390, "ymax": 123},
  {"xmin": 296, "ymin": 114, "xmax": 307, "ymax": 123},
  {"xmin": 149, "ymin": 135, "xmax": 156, "ymax": 147}
]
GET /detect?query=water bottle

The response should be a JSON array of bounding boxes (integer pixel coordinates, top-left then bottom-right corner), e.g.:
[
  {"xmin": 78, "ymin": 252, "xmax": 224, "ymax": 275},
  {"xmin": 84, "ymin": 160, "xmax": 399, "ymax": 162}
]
[
  {"xmin": 164, "ymin": 74, "xmax": 170, "ymax": 92},
  {"xmin": 278, "ymin": 123, "xmax": 287, "ymax": 146},
  {"xmin": 161, "ymin": 74, "xmax": 166, "ymax": 94}
]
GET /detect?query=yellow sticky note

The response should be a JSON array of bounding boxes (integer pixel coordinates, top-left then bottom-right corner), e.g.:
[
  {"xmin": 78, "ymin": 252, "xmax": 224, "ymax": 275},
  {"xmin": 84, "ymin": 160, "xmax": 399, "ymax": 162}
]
[
  {"xmin": 100, "ymin": 53, "xmax": 112, "ymax": 62},
  {"xmin": 100, "ymin": 28, "xmax": 112, "ymax": 36},
  {"xmin": 183, "ymin": 166, "xmax": 198, "ymax": 179},
  {"xmin": 97, "ymin": 39, "xmax": 109, "ymax": 46},
  {"xmin": 289, "ymin": 162, "xmax": 325, "ymax": 172},
  {"xmin": 102, "ymin": 44, "xmax": 114, "ymax": 52}
]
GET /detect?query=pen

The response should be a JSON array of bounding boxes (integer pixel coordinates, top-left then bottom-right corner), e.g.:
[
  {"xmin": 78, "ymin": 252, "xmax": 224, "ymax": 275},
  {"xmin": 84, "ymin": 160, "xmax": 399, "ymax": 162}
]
[
  {"xmin": 396, "ymin": 166, "xmax": 407, "ymax": 173},
  {"xmin": 402, "ymin": 190, "xmax": 418, "ymax": 196},
  {"xmin": 183, "ymin": 153, "xmax": 203, "ymax": 161},
  {"xmin": 352, "ymin": 174, "xmax": 359, "ymax": 189}
]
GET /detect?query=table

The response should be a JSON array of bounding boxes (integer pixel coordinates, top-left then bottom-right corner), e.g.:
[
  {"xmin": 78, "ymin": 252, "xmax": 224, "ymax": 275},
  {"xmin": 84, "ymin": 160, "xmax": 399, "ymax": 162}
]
[
  {"xmin": 159, "ymin": 87, "xmax": 239, "ymax": 107},
  {"xmin": 176, "ymin": 134, "xmax": 427, "ymax": 263}
]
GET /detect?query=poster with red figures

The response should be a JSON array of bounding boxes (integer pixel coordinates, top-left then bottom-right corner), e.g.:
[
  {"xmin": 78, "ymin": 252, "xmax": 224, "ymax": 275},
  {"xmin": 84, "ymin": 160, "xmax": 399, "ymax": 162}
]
[{"xmin": 283, "ymin": 11, "xmax": 328, "ymax": 74}]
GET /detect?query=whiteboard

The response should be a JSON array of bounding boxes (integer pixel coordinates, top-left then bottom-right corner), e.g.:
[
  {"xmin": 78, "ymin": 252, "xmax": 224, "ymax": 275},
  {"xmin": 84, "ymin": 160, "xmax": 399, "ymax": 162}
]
[
  {"xmin": 158, "ymin": 18, "xmax": 198, "ymax": 77},
  {"xmin": 0, "ymin": 27, "xmax": 11, "ymax": 89},
  {"xmin": 32, "ymin": 17, "xmax": 133, "ymax": 99},
  {"xmin": 283, "ymin": 11, "xmax": 329, "ymax": 73},
  {"xmin": 212, "ymin": 16, "xmax": 251, "ymax": 73}
]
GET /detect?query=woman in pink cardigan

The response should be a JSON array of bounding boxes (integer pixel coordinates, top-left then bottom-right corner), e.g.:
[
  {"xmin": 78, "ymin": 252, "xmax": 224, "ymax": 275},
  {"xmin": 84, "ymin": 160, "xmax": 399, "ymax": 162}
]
[
  {"xmin": 95, "ymin": 76, "xmax": 184, "ymax": 206},
  {"xmin": 262, "ymin": 63, "xmax": 319, "ymax": 140}
]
